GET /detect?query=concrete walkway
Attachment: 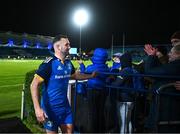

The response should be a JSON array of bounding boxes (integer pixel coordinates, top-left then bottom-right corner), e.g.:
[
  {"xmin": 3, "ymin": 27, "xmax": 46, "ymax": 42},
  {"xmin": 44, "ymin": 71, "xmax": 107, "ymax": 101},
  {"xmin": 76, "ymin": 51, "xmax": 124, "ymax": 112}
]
[{"xmin": 0, "ymin": 117, "xmax": 31, "ymax": 133}]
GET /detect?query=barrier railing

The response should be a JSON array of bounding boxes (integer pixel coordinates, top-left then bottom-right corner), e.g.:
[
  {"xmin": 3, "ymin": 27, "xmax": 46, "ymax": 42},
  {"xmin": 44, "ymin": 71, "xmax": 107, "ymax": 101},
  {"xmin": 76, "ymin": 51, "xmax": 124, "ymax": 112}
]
[
  {"xmin": 69, "ymin": 72, "xmax": 180, "ymax": 133},
  {"xmin": 21, "ymin": 71, "xmax": 180, "ymax": 133}
]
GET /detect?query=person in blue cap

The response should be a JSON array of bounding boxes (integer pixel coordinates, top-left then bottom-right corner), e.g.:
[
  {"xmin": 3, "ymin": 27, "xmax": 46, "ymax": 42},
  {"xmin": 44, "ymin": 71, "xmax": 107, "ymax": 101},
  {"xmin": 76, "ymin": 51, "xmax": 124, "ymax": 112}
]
[
  {"xmin": 77, "ymin": 48, "xmax": 110, "ymax": 133},
  {"xmin": 30, "ymin": 34, "xmax": 97, "ymax": 134}
]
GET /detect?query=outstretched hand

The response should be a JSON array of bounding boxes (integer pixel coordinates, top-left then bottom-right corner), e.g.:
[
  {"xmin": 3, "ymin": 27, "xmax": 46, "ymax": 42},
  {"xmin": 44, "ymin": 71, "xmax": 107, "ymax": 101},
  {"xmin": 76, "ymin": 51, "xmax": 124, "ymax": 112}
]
[
  {"xmin": 144, "ymin": 44, "xmax": 157, "ymax": 56},
  {"xmin": 175, "ymin": 81, "xmax": 180, "ymax": 90}
]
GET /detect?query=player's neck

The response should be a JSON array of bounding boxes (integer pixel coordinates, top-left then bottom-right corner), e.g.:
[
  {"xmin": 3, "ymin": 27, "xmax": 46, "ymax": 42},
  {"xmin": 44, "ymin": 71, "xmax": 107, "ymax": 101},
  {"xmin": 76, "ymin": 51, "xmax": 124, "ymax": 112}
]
[{"xmin": 55, "ymin": 53, "xmax": 66, "ymax": 62}]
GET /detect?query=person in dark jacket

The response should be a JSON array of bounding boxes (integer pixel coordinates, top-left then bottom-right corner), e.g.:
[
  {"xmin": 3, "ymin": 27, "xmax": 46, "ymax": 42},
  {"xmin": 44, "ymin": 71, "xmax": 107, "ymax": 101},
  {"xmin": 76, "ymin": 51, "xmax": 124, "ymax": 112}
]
[
  {"xmin": 109, "ymin": 52, "xmax": 137, "ymax": 133},
  {"xmin": 155, "ymin": 45, "xmax": 169, "ymax": 64},
  {"xmin": 144, "ymin": 44, "xmax": 180, "ymax": 75},
  {"xmin": 144, "ymin": 43, "xmax": 180, "ymax": 132},
  {"xmin": 170, "ymin": 31, "xmax": 180, "ymax": 91},
  {"xmin": 77, "ymin": 48, "xmax": 110, "ymax": 133}
]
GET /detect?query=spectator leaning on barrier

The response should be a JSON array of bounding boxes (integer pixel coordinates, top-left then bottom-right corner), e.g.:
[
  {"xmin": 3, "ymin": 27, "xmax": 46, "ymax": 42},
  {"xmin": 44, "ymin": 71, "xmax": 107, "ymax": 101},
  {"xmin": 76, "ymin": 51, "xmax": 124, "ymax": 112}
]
[
  {"xmin": 144, "ymin": 43, "xmax": 180, "ymax": 75},
  {"xmin": 77, "ymin": 48, "xmax": 110, "ymax": 133},
  {"xmin": 109, "ymin": 52, "xmax": 137, "ymax": 133},
  {"xmin": 170, "ymin": 31, "xmax": 180, "ymax": 90},
  {"xmin": 144, "ymin": 43, "xmax": 180, "ymax": 132},
  {"xmin": 30, "ymin": 34, "xmax": 97, "ymax": 134}
]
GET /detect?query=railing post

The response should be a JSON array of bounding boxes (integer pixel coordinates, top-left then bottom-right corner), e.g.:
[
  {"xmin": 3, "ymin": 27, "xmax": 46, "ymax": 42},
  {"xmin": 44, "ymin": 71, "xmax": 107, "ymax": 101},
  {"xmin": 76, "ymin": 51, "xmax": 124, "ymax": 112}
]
[
  {"xmin": 67, "ymin": 80, "xmax": 76, "ymax": 105},
  {"xmin": 21, "ymin": 84, "xmax": 25, "ymax": 120}
]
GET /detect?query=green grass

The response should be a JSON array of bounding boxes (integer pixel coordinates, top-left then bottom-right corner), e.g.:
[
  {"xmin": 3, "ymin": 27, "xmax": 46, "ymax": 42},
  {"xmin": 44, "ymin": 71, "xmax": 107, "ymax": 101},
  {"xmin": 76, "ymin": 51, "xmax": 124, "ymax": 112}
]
[
  {"xmin": 0, "ymin": 60, "xmax": 42, "ymax": 119},
  {"xmin": 0, "ymin": 59, "xmax": 112, "ymax": 133},
  {"xmin": 0, "ymin": 59, "xmax": 108, "ymax": 119}
]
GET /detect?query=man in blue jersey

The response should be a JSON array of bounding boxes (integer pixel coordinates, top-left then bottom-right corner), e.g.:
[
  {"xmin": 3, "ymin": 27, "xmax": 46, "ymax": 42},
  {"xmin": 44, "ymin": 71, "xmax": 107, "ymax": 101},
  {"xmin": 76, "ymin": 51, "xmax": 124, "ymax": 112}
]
[{"xmin": 30, "ymin": 34, "xmax": 97, "ymax": 134}]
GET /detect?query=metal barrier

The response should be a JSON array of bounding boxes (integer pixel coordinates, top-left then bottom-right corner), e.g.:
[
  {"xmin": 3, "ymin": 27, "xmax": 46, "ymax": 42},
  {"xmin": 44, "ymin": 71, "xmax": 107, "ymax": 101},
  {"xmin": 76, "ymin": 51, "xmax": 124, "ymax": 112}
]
[
  {"xmin": 156, "ymin": 83, "xmax": 180, "ymax": 132},
  {"xmin": 69, "ymin": 72, "xmax": 180, "ymax": 133},
  {"xmin": 21, "ymin": 72, "xmax": 180, "ymax": 133}
]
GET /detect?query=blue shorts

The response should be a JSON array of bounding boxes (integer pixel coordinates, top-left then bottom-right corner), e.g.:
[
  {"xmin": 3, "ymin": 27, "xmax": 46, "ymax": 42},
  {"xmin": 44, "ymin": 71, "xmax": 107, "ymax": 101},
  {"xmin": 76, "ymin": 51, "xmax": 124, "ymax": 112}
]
[{"xmin": 43, "ymin": 110, "xmax": 73, "ymax": 132}]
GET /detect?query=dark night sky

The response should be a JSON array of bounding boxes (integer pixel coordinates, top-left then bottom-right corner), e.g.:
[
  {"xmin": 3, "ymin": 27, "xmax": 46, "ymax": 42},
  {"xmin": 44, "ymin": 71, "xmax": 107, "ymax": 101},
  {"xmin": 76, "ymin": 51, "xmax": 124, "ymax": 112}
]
[{"xmin": 0, "ymin": 0, "xmax": 180, "ymax": 51}]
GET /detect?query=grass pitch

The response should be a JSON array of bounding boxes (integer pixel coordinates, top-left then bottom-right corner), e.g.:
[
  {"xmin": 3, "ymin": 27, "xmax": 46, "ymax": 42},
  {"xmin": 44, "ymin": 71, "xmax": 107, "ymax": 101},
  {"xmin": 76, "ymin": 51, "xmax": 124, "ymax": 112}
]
[
  {"xmin": 0, "ymin": 59, "xmax": 111, "ymax": 119},
  {"xmin": 0, "ymin": 60, "xmax": 42, "ymax": 118},
  {"xmin": 0, "ymin": 59, "xmax": 98, "ymax": 118}
]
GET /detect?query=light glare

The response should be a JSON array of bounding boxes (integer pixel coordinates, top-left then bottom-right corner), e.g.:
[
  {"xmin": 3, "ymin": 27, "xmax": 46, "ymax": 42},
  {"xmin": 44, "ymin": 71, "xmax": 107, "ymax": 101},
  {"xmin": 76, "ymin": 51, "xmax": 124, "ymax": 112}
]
[{"xmin": 73, "ymin": 9, "xmax": 89, "ymax": 26}]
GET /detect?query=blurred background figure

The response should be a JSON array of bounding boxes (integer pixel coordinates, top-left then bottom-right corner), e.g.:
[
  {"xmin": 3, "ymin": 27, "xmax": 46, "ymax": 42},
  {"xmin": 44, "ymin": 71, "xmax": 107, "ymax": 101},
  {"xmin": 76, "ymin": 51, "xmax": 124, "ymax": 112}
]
[
  {"xmin": 170, "ymin": 31, "xmax": 180, "ymax": 46},
  {"xmin": 110, "ymin": 52, "xmax": 122, "ymax": 72}
]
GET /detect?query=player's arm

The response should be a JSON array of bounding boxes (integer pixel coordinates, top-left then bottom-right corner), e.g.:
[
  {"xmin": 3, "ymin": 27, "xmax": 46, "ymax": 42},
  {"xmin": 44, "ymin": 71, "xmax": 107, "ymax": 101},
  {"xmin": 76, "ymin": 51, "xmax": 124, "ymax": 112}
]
[
  {"xmin": 71, "ymin": 70, "xmax": 97, "ymax": 80},
  {"xmin": 30, "ymin": 74, "xmax": 46, "ymax": 123}
]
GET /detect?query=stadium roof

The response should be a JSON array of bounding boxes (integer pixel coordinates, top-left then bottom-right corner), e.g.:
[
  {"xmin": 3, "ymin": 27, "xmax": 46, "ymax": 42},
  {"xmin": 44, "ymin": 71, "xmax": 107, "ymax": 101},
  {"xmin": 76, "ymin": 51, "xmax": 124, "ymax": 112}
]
[{"xmin": 0, "ymin": 31, "xmax": 54, "ymax": 48}]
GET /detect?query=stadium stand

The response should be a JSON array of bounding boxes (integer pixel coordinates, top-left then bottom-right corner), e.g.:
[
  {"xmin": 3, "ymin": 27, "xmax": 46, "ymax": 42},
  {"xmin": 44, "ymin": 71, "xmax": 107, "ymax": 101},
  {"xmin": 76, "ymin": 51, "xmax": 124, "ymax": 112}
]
[{"xmin": 0, "ymin": 31, "xmax": 53, "ymax": 59}]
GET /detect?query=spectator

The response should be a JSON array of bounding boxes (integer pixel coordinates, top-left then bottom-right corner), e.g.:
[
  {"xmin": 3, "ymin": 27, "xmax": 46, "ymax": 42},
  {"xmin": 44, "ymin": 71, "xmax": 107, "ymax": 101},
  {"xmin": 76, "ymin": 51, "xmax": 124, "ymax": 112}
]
[
  {"xmin": 144, "ymin": 43, "xmax": 180, "ymax": 75},
  {"xmin": 155, "ymin": 45, "xmax": 169, "ymax": 64},
  {"xmin": 109, "ymin": 52, "xmax": 137, "ymax": 133},
  {"xmin": 144, "ymin": 43, "xmax": 180, "ymax": 132},
  {"xmin": 77, "ymin": 48, "xmax": 110, "ymax": 133},
  {"xmin": 171, "ymin": 31, "xmax": 180, "ymax": 90},
  {"xmin": 170, "ymin": 31, "xmax": 180, "ymax": 46},
  {"xmin": 110, "ymin": 52, "xmax": 122, "ymax": 72}
]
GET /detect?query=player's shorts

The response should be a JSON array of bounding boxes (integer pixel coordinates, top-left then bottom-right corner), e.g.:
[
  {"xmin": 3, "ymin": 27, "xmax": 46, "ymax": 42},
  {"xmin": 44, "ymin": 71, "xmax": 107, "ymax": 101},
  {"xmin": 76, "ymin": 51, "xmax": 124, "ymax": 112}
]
[{"xmin": 43, "ymin": 109, "xmax": 73, "ymax": 132}]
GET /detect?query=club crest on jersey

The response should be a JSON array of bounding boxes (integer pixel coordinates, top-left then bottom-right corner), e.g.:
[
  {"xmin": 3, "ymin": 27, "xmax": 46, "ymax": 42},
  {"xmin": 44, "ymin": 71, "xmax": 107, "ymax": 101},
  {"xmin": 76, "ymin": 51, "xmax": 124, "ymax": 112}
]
[{"xmin": 57, "ymin": 65, "xmax": 63, "ymax": 70}]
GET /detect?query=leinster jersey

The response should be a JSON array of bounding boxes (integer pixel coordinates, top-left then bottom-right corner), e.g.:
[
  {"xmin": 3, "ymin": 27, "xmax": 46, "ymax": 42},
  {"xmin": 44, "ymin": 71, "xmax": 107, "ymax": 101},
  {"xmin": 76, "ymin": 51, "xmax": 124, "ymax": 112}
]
[{"xmin": 36, "ymin": 56, "xmax": 75, "ymax": 114}]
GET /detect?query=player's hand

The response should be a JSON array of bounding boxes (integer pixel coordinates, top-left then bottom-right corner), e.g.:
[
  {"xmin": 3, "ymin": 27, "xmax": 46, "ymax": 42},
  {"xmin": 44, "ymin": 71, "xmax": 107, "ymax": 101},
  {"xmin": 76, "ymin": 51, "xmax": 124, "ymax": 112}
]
[
  {"xmin": 35, "ymin": 108, "xmax": 46, "ymax": 123},
  {"xmin": 144, "ymin": 44, "xmax": 157, "ymax": 56}
]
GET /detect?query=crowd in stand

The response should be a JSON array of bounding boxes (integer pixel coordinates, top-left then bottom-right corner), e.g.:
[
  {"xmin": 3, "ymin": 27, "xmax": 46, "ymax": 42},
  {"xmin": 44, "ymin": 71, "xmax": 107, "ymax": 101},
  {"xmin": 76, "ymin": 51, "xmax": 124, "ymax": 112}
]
[{"xmin": 74, "ymin": 31, "xmax": 180, "ymax": 133}]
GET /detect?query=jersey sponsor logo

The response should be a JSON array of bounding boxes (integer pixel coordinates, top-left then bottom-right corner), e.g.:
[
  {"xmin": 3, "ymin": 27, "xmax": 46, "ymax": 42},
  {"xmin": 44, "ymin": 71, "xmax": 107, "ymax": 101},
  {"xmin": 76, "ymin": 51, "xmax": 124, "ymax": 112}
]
[{"xmin": 55, "ymin": 74, "xmax": 71, "ymax": 79}]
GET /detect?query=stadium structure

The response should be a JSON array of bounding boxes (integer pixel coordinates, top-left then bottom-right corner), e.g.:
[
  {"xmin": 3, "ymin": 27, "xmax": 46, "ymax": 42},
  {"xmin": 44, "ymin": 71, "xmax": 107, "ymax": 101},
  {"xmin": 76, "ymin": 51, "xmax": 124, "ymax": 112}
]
[
  {"xmin": 0, "ymin": 31, "xmax": 80, "ymax": 59},
  {"xmin": 0, "ymin": 31, "xmax": 171, "ymax": 61},
  {"xmin": 0, "ymin": 31, "xmax": 54, "ymax": 59}
]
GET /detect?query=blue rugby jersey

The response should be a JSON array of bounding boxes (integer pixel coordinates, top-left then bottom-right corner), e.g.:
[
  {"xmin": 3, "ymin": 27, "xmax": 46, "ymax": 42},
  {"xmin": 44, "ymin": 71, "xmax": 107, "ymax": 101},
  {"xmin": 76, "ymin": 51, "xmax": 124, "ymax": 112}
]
[{"xmin": 36, "ymin": 56, "xmax": 75, "ymax": 114}]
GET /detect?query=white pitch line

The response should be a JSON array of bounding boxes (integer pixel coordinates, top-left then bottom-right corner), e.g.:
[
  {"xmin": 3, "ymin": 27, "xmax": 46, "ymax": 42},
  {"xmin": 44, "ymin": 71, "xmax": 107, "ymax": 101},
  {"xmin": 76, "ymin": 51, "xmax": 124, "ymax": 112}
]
[{"xmin": 0, "ymin": 84, "xmax": 23, "ymax": 88}]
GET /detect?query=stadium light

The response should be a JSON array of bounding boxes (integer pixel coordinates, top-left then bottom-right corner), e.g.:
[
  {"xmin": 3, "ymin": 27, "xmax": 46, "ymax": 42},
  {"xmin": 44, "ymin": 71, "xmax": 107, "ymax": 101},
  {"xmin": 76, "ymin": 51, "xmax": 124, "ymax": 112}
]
[
  {"xmin": 23, "ymin": 41, "xmax": 28, "ymax": 48},
  {"xmin": 47, "ymin": 43, "xmax": 52, "ymax": 50},
  {"xmin": 36, "ymin": 42, "xmax": 40, "ymax": 49},
  {"xmin": 8, "ymin": 39, "xmax": 14, "ymax": 47},
  {"xmin": 73, "ymin": 8, "xmax": 89, "ymax": 55}
]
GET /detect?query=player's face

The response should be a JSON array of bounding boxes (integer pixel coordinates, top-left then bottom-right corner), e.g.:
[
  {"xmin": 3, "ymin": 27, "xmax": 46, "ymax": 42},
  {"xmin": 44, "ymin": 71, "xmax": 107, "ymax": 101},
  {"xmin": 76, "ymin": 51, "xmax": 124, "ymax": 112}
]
[{"xmin": 55, "ymin": 38, "xmax": 71, "ymax": 56}]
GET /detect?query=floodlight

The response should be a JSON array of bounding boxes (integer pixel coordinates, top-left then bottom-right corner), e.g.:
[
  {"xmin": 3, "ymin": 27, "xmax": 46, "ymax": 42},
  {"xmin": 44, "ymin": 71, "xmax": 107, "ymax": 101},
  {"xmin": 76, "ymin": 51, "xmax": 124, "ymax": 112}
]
[
  {"xmin": 73, "ymin": 8, "xmax": 89, "ymax": 27},
  {"xmin": 72, "ymin": 8, "xmax": 90, "ymax": 54}
]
